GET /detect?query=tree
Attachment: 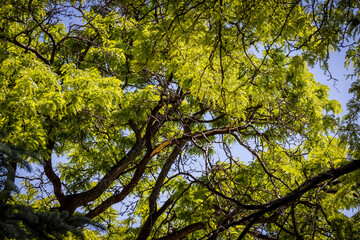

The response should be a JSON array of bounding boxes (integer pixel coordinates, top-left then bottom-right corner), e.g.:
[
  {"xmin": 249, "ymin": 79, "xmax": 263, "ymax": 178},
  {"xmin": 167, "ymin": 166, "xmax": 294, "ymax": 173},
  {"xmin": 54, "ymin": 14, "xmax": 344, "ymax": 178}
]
[
  {"xmin": 0, "ymin": 0, "xmax": 360, "ymax": 239},
  {"xmin": 0, "ymin": 130, "xmax": 102, "ymax": 239}
]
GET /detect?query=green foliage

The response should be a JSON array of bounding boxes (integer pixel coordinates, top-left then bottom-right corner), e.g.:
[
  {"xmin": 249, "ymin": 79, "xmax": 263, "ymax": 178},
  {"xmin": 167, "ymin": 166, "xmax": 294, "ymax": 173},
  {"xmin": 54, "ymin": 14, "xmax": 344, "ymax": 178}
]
[
  {"xmin": 0, "ymin": 0, "xmax": 360, "ymax": 239},
  {"xmin": 0, "ymin": 130, "xmax": 103, "ymax": 239},
  {"xmin": 0, "ymin": 204, "xmax": 101, "ymax": 240}
]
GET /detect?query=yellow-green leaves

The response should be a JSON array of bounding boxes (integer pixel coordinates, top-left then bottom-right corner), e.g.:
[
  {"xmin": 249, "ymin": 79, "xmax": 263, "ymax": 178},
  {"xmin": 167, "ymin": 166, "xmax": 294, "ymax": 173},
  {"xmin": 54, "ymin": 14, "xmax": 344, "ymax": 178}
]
[
  {"xmin": 0, "ymin": 57, "xmax": 59, "ymax": 149},
  {"xmin": 1, "ymin": 1, "xmax": 360, "ymax": 239},
  {"xmin": 62, "ymin": 64, "xmax": 123, "ymax": 115}
]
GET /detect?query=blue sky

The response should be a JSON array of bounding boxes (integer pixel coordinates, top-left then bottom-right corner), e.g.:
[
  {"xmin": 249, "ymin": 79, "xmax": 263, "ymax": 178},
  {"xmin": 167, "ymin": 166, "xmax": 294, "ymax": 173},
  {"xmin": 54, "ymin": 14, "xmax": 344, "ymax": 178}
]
[{"xmin": 311, "ymin": 50, "xmax": 353, "ymax": 116}]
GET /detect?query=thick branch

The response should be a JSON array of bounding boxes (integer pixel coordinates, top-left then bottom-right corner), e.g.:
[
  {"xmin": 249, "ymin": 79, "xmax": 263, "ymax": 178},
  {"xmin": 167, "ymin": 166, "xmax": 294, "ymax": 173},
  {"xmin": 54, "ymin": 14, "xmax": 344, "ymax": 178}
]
[
  {"xmin": 208, "ymin": 160, "xmax": 360, "ymax": 240},
  {"xmin": 137, "ymin": 196, "xmax": 175, "ymax": 240},
  {"xmin": 135, "ymin": 142, "xmax": 187, "ymax": 239},
  {"xmin": 67, "ymin": 138, "xmax": 146, "ymax": 213},
  {"xmin": 149, "ymin": 142, "xmax": 186, "ymax": 213},
  {"xmin": 86, "ymin": 141, "xmax": 185, "ymax": 219},
  {"xmin": 65, "ymin": 97, "xmax": 171, "ymax": 213},
  {"xmin": 43, "ymin": 140, "xmax": 66, "ymax": 206},
  {"xmin": 156, "ymin": 222, "xmax": 205, "ymax": 240},
  {"xmin": 84, "ymin": 98, "xmax": 185, "ymax": 217},
  {"xmin": 85, "ymin": 149, "xmax": 152, "ymax": 218}
]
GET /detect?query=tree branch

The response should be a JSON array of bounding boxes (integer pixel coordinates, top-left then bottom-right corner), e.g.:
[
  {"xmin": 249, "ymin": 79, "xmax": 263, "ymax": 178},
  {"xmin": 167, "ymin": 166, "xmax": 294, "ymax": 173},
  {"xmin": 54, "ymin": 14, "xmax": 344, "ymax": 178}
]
[
  {"xmin": 156, "ymin": 222, "xmax": 205, "ymax": 240},
  {"xmin": 43, "ymin": 140, "xmax": 66, "ymax": 206},
  {"xmin": 3, "ymin": 37, "xmax": 51, "ymax": 65},
  {"xmin": 149, "ymin": 142, "xmax": 186, "ymax": 213},
  {"xmin": 208, "ymin": 160, "xmax": 360, "ymax": 239}
]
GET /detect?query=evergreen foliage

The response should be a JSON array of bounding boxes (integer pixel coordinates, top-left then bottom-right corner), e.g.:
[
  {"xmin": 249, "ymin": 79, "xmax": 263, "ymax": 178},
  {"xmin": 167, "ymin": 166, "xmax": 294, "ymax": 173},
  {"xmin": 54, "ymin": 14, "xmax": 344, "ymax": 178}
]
[{"xmin": 0, "ymin": 131, "xmax": 103, "ymax": 239}]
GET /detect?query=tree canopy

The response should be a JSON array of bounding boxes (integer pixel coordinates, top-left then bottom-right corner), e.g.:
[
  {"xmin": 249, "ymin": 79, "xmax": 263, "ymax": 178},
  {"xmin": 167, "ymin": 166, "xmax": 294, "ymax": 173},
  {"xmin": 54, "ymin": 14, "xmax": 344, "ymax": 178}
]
[{"xmin": 1, "ymin": 0, "xmax": 360, "ymax": 239}]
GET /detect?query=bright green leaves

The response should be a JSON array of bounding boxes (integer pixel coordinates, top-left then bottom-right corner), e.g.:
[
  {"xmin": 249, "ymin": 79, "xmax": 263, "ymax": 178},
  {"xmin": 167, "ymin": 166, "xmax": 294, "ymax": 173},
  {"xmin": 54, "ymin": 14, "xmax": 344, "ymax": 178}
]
[
  {"xmin": 61, "ymin": 64, "xmax": 123, "ymax": 115},
  {"xmin": 0, "ymin": 55, "xmax": 126, "ymax": 163},
  {"xmin": 160, "ymin": 1, "xmax": 342, "ymax": 142},
  {"xmin": 0, "ymin": 56, "xmax": 60, "ymax": 151},
  {"xmin": 118, "ymin": 85, "xmax": 161, "ymax": 124},
  {"xmin": 1, "ymin": 1, "xmax": 360, "ymax": 239},
  {"xmin": 1, "ymin": 56, "xmax": 60, "ymax": 115}
]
